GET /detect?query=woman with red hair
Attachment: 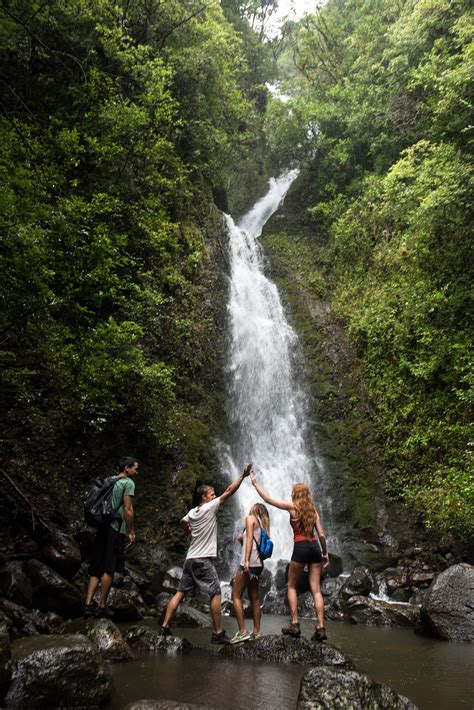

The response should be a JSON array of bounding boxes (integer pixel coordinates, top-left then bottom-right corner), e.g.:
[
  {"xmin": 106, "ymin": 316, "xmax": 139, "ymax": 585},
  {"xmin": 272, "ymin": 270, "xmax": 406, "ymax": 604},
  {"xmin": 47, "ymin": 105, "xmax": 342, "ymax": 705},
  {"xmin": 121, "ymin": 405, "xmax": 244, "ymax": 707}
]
[{"xmin": 250, "ymin": 469, "xmax": 329, "ymax": 641}]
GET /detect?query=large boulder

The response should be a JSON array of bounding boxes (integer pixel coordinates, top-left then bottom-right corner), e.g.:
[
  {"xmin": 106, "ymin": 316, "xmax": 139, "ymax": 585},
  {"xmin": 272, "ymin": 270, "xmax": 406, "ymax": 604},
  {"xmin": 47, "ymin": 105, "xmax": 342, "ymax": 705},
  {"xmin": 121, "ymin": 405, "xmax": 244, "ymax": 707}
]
[
  {"xmin": 106, "ymin": 587, "xmax": 144, "ymax": 621},
  {"xmin": 298, "ymin": 666, "xmax": 417, "ymax": 709},
  {"xmin": 124, "ymin": 701, "xmax": 208, "ymax": 709},
  {"xmin": 0, "ymin": 560, "xmax": 83, "ymax": 619},
  {"xmin": 340, "ymin": 568, "xmax": 374, "ymax": 600},
  {"xmin": 174, "ymin": 604, "xmax": 212, "ymax": 628},
  {"xmin": 125, "ymin": 625, "xmax": 192, "ymax": 655},
  {"xmin": 40, "ymin": 531, "xmax": 82, "ymax": 580},
  {"xmin": 343, "ymin": 596, "xmax": 420, "ymax": 628},
  {"xmin": 5, "ymin": 634, "xmax": 111, "ymax": 707},
  {"xmin": 0, "ymin": 598, "xmax": 63, "ymax": 638},
  {"xmin": 220, "ymin": 634, "xmax": 352, "ymax": 669},
  {"xmin": 60, "ymin": 618, "xmax": 134, "ymax": 662},
  {"xmin": 420, "ymin": 563, "xmax": 474, "ymax": 642}
]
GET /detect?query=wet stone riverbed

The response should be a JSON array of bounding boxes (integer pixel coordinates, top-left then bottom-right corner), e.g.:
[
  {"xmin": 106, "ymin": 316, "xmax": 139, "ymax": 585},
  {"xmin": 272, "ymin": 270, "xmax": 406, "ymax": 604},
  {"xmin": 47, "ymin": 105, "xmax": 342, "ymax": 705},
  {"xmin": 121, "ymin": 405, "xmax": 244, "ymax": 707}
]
[{"xmin": 106, "ymin": 615, "xmax": 474, "ymax": 709}]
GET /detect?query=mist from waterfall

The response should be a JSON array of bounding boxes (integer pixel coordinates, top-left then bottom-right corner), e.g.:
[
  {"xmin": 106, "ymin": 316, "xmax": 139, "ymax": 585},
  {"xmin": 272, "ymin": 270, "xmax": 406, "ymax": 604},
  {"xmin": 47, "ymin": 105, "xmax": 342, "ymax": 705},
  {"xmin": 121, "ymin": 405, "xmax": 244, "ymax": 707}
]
[{"xmin": 220, "ymin": 172, "xmax": 332, "ymax": 569}]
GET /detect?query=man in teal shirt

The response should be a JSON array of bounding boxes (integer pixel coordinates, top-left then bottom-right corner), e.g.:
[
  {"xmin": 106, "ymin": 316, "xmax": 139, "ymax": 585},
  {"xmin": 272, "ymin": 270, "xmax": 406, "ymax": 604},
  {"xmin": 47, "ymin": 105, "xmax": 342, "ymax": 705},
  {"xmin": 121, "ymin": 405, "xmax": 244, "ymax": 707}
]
[{"xmin": 84, "ymin": 456, "xmax": 138, "ymax": 617}]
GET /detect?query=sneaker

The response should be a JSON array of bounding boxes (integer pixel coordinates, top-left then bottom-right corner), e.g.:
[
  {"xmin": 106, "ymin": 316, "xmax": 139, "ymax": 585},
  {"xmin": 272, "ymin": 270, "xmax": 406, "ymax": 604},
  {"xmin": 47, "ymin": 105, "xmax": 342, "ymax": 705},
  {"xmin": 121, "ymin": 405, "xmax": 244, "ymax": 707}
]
[
  {"xmin": 210, "ymin": 630, "xmax": 230, "ymax": 645},
  {"xmin": 249, "ymin": 631, "xmax": 261, "ymax": 641},
  {"xmin": 281, "ymin": 621, "xmax": 301, "ymax": 637},
  {"xmin": 159, "ymin": 625, "xmax": 171, "ymax": 637},
  {"xmin": 311, "ymin": 627, "xmax": 327, "ymax": 642},
  {"xmin": 229, "ymin": 630, "xmax": 251, "ymax": 644}
]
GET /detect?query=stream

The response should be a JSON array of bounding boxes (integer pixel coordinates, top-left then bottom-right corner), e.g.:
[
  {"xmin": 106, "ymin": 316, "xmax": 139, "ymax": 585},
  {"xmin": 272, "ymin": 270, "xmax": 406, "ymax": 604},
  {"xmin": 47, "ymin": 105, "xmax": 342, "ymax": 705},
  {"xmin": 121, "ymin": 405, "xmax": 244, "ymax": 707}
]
[{"xmin": 106, "ymin": 616, "xmax": 474, "ymax": 709}]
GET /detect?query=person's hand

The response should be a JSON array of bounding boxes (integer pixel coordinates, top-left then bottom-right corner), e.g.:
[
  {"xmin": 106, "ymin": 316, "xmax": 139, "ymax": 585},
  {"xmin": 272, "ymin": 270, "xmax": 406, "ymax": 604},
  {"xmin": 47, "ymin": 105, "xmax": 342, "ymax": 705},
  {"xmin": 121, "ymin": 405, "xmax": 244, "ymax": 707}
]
[
  {"xmin": 243, "ymin": 562, "xmax": 250, "ymax": 574},
  {"xmin": 322, "ymin": 553, "xmax": 329, "ymax": 569},
  {"xmin": 243, "ymin": 463, "xmax": 252, "ymax": 478},
  {"xmin": 250, "ymin": 472, "xmax": 257, "ymax": 486}
]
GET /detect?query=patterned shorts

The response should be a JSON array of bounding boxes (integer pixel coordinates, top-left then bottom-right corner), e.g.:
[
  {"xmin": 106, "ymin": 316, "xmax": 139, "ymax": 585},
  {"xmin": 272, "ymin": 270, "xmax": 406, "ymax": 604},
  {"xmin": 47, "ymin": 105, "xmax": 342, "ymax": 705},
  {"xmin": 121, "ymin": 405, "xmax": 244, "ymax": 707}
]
[{"xmin": 178, "ymin": 557, "xmax": 222, "ymax": 598}]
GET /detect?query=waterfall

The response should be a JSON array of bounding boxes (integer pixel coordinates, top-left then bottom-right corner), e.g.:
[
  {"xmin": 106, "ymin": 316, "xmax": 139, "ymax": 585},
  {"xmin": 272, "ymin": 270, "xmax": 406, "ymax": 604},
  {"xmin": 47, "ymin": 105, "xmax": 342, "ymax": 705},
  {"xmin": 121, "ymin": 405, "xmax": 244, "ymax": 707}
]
[{"xmin": 221, "ymin": 172, "xmax": 331, "ymax": 570}]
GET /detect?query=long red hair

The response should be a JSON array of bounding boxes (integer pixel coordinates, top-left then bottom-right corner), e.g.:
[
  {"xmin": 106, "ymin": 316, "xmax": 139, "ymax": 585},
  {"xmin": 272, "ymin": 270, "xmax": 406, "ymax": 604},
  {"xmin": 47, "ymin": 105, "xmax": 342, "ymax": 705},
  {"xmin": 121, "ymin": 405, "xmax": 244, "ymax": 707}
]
[{"xmin": 291, "ymin": 483, "xmax": 317, "ymax": 539}]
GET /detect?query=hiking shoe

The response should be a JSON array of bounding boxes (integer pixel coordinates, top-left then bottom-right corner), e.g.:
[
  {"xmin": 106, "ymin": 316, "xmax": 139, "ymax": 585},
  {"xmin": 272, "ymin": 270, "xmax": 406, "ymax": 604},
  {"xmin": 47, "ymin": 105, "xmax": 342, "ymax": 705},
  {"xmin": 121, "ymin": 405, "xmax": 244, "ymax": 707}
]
[
  {"xmin": 311, "ymin": 627, "xmax": 327, "ymax": 642},
  {"xmin": 249, "ymin": 631, "xmax": 261, "ymax": 641},
  {"xmin": 210, "ymin": 630, "xmax": 230, "ymax": 645},
  {"xmin": 159, "ymin": 626, "xmax": 171, "ymax": 637},
  {"xmin": 229, "ymin": 630, "xmax": 251, "ymax": 644},
  {"xmin": 281, "ymin": 621, "xmax": 301, "ymax": 637}
]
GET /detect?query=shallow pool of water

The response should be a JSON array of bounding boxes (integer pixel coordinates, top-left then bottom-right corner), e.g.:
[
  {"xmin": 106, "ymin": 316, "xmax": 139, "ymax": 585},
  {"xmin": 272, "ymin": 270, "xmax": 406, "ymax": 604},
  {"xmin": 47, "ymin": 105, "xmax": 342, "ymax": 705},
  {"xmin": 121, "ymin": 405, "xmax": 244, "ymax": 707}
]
[{"xmin": 107, "ymin": 615, "xmax": 474, "ymax": 709}]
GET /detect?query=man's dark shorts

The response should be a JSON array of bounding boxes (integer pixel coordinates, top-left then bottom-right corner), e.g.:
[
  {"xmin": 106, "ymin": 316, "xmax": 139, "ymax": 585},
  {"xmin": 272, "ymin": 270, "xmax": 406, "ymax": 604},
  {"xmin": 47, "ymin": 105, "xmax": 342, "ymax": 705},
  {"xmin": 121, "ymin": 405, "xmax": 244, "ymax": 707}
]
[
  {"xmin": 178, "ymin": 557, "xmax": 221, "ymax": 598},
  {"xmin": 88, "ymin": 526, "xmax": 125, "ymax": 577}
]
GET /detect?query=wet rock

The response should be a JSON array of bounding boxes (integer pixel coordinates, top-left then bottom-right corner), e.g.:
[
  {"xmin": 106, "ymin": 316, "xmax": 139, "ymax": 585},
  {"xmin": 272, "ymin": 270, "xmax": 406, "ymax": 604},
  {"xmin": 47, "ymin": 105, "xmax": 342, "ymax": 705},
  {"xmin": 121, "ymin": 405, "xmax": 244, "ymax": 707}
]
[
  {"xmin": 174, "ymin": 603, "xmax": 212, "ymax": 628},
  {"xmin": 340, "ymin": 567, "xmax": 374, "ymax": 600},
  {"xmin": 261, "ymin": 589, "xmax": 288, "ymax": 615},
  {"xmin": 326, "ymin": 553, "xmax": 343, "ymax": 578},
  {"xmin": 124, "ymin": 703, "xmax": 204, "ymax": 710},
  {"xmin": 420, "ymin": 563, "xmax": 474, "ymax": 642},
  {"xmin": 5, "ymin": 634, "xmax": 111, "ymax": 708},
  {"xmin": 0, "ymin": 623, "xmax": 12, "ymax": 698},
  {"xmin": 154, "ymin": 592, "xmax": 172, "ymax": 621},
  {"xmin": 346, "ymin": 541, "xmax": 398, "ymax": 572},
  {"xmin": 0, "ymin": 598, "xmax": 63, "ymax": 638},
  {"xmin": 40, "ymin": 531, "xmax": 81, "ymax": 580},
  {"xmin": 106, "ymin": 587, "xmax": 144, "ymax": 621},
  {"xmin": 162, "ymin": 567, "xmax": 183, "ymax": 594},
  {"xmin": 125, "ymin": 625, "xmax": 192, "ymax": 655},
  {"xmin": 220, "ymin": 634, "xmax": 353, "ymax": 668},
  {"xmin": 321, "ymin": 576, "xmax": 344, "ymax": 601},
  {"xmin": 343, "ymin": 596, "xmax": 420, "ymax": 627},
  {"xmin": 60, "ymin": 618, "xmax": 134, "ymax": 662},
  {"xmin": 298, "ymin": 666, "xmax": 417, "ymax": 709},
  {"xmin": 0, "ymin": 560, "xmax": 83, "ymax": 618}
]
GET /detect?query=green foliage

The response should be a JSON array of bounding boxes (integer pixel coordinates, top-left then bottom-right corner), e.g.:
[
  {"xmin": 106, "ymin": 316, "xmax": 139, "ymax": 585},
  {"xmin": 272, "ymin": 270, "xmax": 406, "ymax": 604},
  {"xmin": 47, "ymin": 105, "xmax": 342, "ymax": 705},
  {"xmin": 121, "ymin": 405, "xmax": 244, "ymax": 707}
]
[
  {"xmin": 280, "ymin": 0, "xmax": 474, "ymax": 540},
  {"xmin": 0, "ymin": 0, "xmax": 271, "ymax": 485}
]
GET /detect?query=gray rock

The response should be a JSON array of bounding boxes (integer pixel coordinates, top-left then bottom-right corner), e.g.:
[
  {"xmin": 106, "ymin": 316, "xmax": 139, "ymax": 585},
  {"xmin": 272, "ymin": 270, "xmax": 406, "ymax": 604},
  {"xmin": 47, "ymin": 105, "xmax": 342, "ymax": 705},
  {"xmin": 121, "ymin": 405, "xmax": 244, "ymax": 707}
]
[
  {"xmin": 0, "ymin": 598, "xmax": 63, "ymax": 638},
  {"xmin": 220, "ymin": 634, "xmax": 352, "ymax": 668},
  {"xmin": 0, "ymin": 623, "xmax": 12, "ymax": 698},
  {"xmin": 174, "ymin": 604, "xmax": 212, "ymax": 628},
  {"xmin": 298, "ymin": 666, "xmax": 417, "ymax": 709},
  {"xmin": 40, "ymin": 531, "xmax": 81, "ymax": 580},
  {"xmin": 162, "ymin": 567, "xmax": 183, "ymax": 593},
  {"xmin": 340, "ymin": 567, "xmax": 374, "ymax": 600},
  {"xmin": 5, "ymin": 634, "xmax": 111, "ymax": 707},
  {"xmin": 60, "ymin": 618, "xmax": 134, "ymax": 661},
  {"xmin": 420, "ymin": 563, "xmax": 474, "ymax": 642},
  {"xmin": 125, "ymin": 625, "xmax": 192, "ymax": 655},
  {"xmin": 0, "ymin": 560, "xmax": 83, "ymax": 618},
  {"xmin": 343, "ymin": 596, "xmax": 420, "ymax": 627},
  {"xmin": 106, "ymin": 586, "xmax": 143, "ymax": 621},
  {"xmin": 124, "ymin": 700, "xmax": 210, "ymax": 709}
]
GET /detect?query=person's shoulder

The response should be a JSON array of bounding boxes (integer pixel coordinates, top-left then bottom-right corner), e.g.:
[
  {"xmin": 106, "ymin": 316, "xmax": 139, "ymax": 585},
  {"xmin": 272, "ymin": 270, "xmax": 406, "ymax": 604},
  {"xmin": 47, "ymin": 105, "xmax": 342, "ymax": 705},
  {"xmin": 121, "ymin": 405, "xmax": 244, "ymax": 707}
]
[{"xmin": 121, "ymin": 476, "xmax": 135, "ymax": 494}]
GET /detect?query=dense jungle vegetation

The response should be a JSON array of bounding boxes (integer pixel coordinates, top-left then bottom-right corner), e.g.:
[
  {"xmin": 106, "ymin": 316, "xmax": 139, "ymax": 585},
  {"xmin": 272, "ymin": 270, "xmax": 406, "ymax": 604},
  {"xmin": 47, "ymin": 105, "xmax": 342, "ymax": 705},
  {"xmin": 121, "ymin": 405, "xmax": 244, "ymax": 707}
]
[
  {"xmin": 1, "ymin": 0, "xmax": 472, "ymax": 547},
  {"xmin": 267, "ymin": 0, "xmax": 473, "ymax": 542}
]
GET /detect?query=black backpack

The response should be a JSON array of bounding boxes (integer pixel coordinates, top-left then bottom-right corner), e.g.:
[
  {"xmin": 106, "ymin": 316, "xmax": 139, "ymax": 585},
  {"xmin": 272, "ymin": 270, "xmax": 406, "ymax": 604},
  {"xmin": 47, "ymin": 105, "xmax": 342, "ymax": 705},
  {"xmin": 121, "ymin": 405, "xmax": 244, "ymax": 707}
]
[{"xmin": 84, "ymin": 476, "xmax": 122, "ymax": 529}]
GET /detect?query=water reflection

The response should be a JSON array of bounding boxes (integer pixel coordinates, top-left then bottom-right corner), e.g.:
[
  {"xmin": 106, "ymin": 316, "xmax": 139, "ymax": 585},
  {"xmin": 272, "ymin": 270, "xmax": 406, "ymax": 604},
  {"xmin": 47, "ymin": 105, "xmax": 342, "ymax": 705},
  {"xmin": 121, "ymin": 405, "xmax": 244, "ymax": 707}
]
[{"xmin": 107, "ymin": 616, "xmax": 474, "ymax": 709}]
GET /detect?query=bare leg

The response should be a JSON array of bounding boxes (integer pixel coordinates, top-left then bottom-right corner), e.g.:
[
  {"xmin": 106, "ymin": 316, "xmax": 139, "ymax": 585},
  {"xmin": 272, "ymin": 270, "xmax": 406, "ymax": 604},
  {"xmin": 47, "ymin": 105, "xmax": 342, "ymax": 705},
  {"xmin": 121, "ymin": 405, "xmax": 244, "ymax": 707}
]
[
  {"xmin": 162, "ymin": 591, "xmax": 186, "ymax": 627},
  {"xmin": 209, "ymin": 594, "xmax": 223, "ymax": 634},
  {"xmin": 85, "ymin": 576, "xmax": 100, "ymax": 605},
  {"xmin": 248, "ymin": 577, "xmax": 261, "ymax": 633},
  {"xmin": 287, "ymin": 561, "xmax": 304, "ymax": 624},
  {"xmin": 98, "ymin": 572, "xmax": 113, "ymax": 606},
  {"xmin": 232, "ymin": 571, "xmax": 249, "ymax": 633},
  {"xmin": 309, "ymin": 563, "xmax": 324, "ymax": 628}
]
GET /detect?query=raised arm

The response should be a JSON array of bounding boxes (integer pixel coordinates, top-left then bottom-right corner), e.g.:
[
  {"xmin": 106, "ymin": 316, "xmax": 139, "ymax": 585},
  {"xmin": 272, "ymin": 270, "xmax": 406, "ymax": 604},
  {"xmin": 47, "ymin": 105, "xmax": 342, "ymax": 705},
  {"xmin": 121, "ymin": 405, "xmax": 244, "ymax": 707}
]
[
  {"xmin": 250, "ymin": 472, "xmax": 294, "ymax": 512},
  {"xmin": 243, "ymin": 515, "xmax": 254, "ymax": 572},
  {"xmin": 220, "ymin": 463, "xmax": 252, "ymax": 505}
]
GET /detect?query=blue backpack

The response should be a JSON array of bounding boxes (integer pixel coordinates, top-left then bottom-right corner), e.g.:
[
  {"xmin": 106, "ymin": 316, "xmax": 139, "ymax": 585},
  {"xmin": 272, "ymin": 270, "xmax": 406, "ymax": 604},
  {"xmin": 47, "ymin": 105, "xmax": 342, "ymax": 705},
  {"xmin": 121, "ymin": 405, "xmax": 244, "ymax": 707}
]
[{"xmin": 254, "ymin": 526, "xmax": 273, "ymax": 561}]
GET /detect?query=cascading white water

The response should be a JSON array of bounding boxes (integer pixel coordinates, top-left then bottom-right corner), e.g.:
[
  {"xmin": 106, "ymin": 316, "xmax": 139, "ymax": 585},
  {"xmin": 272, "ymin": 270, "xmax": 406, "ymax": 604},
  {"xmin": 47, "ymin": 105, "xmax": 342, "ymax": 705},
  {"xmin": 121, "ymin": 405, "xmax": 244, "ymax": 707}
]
[{"xmin": 221, "ymin": 171, "xmax": 329, "ymax": 568}]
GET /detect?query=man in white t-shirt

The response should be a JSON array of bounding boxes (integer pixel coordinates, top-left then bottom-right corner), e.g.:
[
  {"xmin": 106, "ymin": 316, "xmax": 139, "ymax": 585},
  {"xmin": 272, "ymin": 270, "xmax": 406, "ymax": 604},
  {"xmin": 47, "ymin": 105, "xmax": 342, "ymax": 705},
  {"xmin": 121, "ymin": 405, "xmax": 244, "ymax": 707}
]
[{"xmin": 160, "ymin": 464, "xmax": 251, "ymax": 644}]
